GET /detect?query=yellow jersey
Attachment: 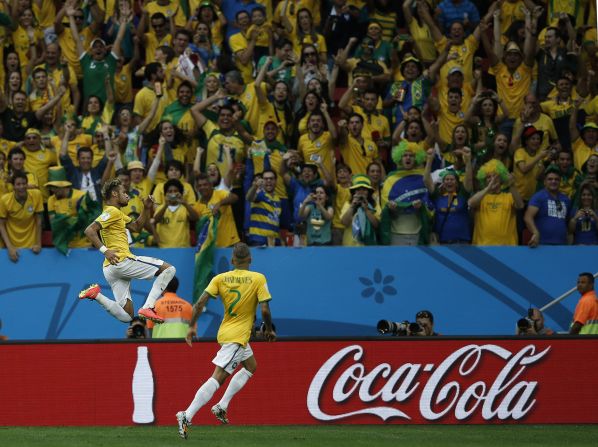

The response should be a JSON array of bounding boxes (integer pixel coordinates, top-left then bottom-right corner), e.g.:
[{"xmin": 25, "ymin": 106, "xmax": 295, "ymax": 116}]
[
  {"xmin": 193, "ymin": 189, "xmax": 240, "ymax": 248},
  {"xmin": 0, "ymin": 189, "xmax": 43, "ymax": 248},
  {"xmin": 540, "ymin": 98, "xmax": 574, "ymax": 120},
  {"xmin": 144, "ymin": 32, "xmax": 172, "ymax": 65},
  {"xmin": 472, "ymin": 192, "xmax": 518, "ymax": 246},
  {"xmin": 47, "ymin": 189, "xmax": 90, "ymax": 248},
  {"xmin": 513, "ymin": 148, "xmax": 544, "ymax": 201},
  {"xmin": 572, "ymin": 137, "xmax": 598, "ymax": 172},
  {"xmin": 298, "ymin": 131, "xmax": 335, "ymax": 178},
  {"xmin": 145, "ymin": 0, "xmax": 186, "ymax": 28},
  {"xmin": 205, "ymin": 268, "xmax": 272, "ymax": 347},
  {"xmin": 131, "ymin": 177, "xmax": 154, "ymax": 199},
  {"xmin": 52, "ymin": 134, "xmax": 95, "ymax": 167},
  {"xmin": 407, "ymin": 18, "xmax": 436, "ymax": 63},
  {"xmin": 33, "ymin": 0, "xmax": 57, "ymax": 29},
  {"xmin": 513, "ymin": 113, "xmax": 557, "ymax": 152},
  {"xmin": 340, "ymin": 135, "xmax": 378, "ymax": 176},
  {"xmin": 155, "ymin": 204, "xmax": 192, "ymax": 248},
  {"xmin": 235, "ymin": 82, "xmax": 266, "ymax": 135},
  {"xmin": 203, "ymin": 120, "xmax": 246, "ymax": 187},
  {"xmin": 114, "ymin": 63, "xmax": 134, "ymax": 104},
  {"xmin": 332, "ymin": 184, "xmax": 351, "ymax": 230},
  {"xmin": 488, "ymin": 62, "xmax": 532, "ymax": 119},
  {"xmin": 95, "ymin": 205, "xmax": 134, "ymax": 266},
  {"xmin": 438, "ymin": 107, "xmax": 465, "ymax": 146},
  {"xmin": 133, "ymin": 85, "xmax": 170, "ymax": 132},
  {"xmin": 23, "ymin": 146, "xmax": 57, "ymax": 201},
  {"xmin": 436, "ymin": 35, "xmax": 478, "ymax": 84},
  {"xmin": 229, "ymin": 31, "xmax": 254, "ymax": 84},
  {"xmin": 57, "ymin": 26, "xmax": 94, "ymax": 79},
  {"xmin": 152, "ymin": 180, "xmax": 196, "ymax": 206}
]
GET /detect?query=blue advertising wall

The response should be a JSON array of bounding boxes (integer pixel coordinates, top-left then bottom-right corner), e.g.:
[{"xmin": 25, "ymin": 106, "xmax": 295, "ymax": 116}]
[{"xmin": 0, "ymin": 246, "xmax": 595, "ymax": 340}]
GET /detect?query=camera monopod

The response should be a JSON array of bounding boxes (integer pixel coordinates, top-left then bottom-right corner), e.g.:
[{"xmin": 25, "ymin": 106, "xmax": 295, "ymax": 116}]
[{"xmin": 539, "ymin": 272, "xmax": 598, "ymax": 313}]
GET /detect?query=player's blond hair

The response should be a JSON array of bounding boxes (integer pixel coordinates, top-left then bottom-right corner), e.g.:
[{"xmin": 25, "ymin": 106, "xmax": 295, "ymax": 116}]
[{"xmin": 102, "ymin": 178, "xmax": 122, "ymax": 200}]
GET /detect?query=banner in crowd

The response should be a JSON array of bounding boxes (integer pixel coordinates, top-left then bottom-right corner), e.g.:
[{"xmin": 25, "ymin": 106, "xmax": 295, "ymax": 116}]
[
  {"xmin": 1, "ymin": 339, "xmax": 596, "ymax": 426},
  {"xmin": 0, "ymin": 246, "xmax": 595, "ymax": 339}
]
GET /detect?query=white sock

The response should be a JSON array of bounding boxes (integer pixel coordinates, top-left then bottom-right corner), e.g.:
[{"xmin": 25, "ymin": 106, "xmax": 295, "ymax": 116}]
[
  {"xmin": 218, "ymin": 368, "xmax": 253, "ymax": 411},
  {"xmin": 95, "ymin": 293, "xmax": 132, "ymax": 323},
  {"xmin": 185, "ymin": 377, "xmax": 219, "ymax": 421},
  {"xmin": 142, "ymin": 266, "xmax": 176, "ymax": 309}
]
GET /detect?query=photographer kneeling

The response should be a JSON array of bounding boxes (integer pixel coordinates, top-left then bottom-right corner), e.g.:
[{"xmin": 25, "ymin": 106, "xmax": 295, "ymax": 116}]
[
  {"xmin": 377, "ymin": 310, "xmax": 439, "ymax": 336},
  {"xmin": 516, "ymin": 308, "xmax": 554, "ymax": 335}
]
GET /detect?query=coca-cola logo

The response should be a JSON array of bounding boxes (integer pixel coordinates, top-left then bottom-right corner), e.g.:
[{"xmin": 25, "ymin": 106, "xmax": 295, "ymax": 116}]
[{"xmin": 307, "ymin": 344, "xmax": 550, "ymax": 422}]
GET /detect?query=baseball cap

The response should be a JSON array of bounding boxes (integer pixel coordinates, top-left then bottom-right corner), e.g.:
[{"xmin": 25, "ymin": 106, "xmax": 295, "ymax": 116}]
[
  {"xmin": 582, "ymin": 122, "xmax": 598, "ymax": 132},
  {"xmin": 25, "ymin": 128, "xmax": 41, "ymax": 137}
]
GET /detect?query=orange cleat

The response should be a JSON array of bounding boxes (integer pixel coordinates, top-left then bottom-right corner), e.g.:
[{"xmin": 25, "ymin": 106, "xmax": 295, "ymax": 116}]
[
  {"xmin": 138, "ymin": 308, "xmax": 164, "ymax": 324},
  {"xmin": 79, "ymin": 284, "xmax": 100, "ymax": 300}
]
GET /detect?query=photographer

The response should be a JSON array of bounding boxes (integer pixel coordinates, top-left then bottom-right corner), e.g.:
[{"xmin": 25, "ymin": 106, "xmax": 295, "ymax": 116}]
[
  {"xmin": 377, "ymin": 309, "xmax": 438, "ymax": 337},
  {"xmin": 516, "ymin": 308, "xmax": 554, "ymax": 335},
  {"xmin": 126, "ymin": 317, "xmax": 147, "ymax": 339},
  {"xmin": 153, "ymin": 179, "xmax": 199, "ymax": 248}
]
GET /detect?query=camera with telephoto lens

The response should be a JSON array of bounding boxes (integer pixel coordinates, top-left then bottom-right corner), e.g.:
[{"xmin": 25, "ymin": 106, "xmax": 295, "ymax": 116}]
[{"xmin": 377, "ymin": 320, "xmax": 422, "ymax": 336}]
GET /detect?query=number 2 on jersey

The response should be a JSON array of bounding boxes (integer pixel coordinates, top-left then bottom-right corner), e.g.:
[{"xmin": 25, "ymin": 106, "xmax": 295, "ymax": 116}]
[{"xmin": 227, "ymin": 289, "xmax": 241, "ymax": 317}]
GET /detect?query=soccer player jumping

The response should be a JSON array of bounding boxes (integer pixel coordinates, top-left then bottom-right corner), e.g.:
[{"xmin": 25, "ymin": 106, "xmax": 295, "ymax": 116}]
[
  {"xmin": 79, "ymin": 178, "xmax": 176, "ymax": 324},
  {"xmin": 176, "ymin": 243, "xmax": 275, "ymax": 439}
]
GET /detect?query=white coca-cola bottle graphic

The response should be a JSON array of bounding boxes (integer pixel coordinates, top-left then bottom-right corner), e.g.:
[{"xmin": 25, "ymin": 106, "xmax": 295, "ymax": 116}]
[{"xmin": 132, "ymin": 346, "xmax": 155, "ymax": 424}]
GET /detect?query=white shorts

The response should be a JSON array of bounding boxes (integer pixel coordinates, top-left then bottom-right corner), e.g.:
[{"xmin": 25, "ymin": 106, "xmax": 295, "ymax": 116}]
[
  {"xmin": 212, "ymin": 343, "xmax": 254, "ymax": 374},
  {"xmin": 103, "ymin": 256, "xmax": 164, "ymax": 306}
]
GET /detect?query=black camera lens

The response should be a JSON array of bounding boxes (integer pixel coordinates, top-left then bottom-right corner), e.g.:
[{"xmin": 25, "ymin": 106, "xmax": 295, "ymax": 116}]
[{"xmin": 517, "ymin": 318, "xmax": 531, "ymax": 330}]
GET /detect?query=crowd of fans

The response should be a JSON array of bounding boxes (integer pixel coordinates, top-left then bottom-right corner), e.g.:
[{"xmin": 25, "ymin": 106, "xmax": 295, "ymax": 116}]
[{"xmin": 0, "ymin": 0, "xmax": 597, "ymax": 257}]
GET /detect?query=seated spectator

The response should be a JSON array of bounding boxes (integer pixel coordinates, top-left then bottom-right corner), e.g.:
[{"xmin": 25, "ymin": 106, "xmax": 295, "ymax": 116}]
[
  {"xmin": 525, "ymin": 167, "xmax": 572, "ymax": 247},
  {"xmin": 469, "ymin": 161, "xmax": 524, "ymax": 246},
  {"xmin": 341, "ymin": 175, "xmax": 380, "ymax": 246},
  {"xmin": 153, "ymin": 179, "xmax": 199, "ymax": 248},
  {"xmin": 299, "ymin": 185, "xmax": 334, "ymax": 246},
  {"xmin": 568, "ymin": 182, "xmax": 598, "ymax": 245},
  {"xmin": 245, "ymin": 170, "xmax": 282, "ymax": 246},
  {"xmin": 0, "ymin": 172, "xmax": 43, "ymax": 262}
]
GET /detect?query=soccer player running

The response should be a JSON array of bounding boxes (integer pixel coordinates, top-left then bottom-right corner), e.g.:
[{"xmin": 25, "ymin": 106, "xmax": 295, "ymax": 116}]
[
  {"xmin": 79, "ymin": 178, "xmax": 176, "ymax": 324},
  {"xmin": 176, "ymin": 243, "xmax": 275, "ymax": 439}
]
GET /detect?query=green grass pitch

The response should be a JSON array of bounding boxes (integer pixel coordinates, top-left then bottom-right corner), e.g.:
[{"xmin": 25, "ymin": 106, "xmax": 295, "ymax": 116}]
[{"xmin": 1, "ymin": 425, "xmax": 597, "ymax": 447}]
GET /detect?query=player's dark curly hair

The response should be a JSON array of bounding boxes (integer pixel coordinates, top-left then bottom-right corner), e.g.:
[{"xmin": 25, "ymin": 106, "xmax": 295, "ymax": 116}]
[{"xmin": 102, "ymin": 178, "xmax": 122, "ymax": 201}]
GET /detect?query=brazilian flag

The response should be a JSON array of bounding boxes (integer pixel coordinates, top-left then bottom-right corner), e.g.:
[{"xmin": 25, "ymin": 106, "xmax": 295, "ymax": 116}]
[
  {"xmin": 51, "ymin": 194, "xmax": 102, "ymax": 255},
  {"xmin": 193, "ymin": 215, "xmax": 219, "ymax": 303}
]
